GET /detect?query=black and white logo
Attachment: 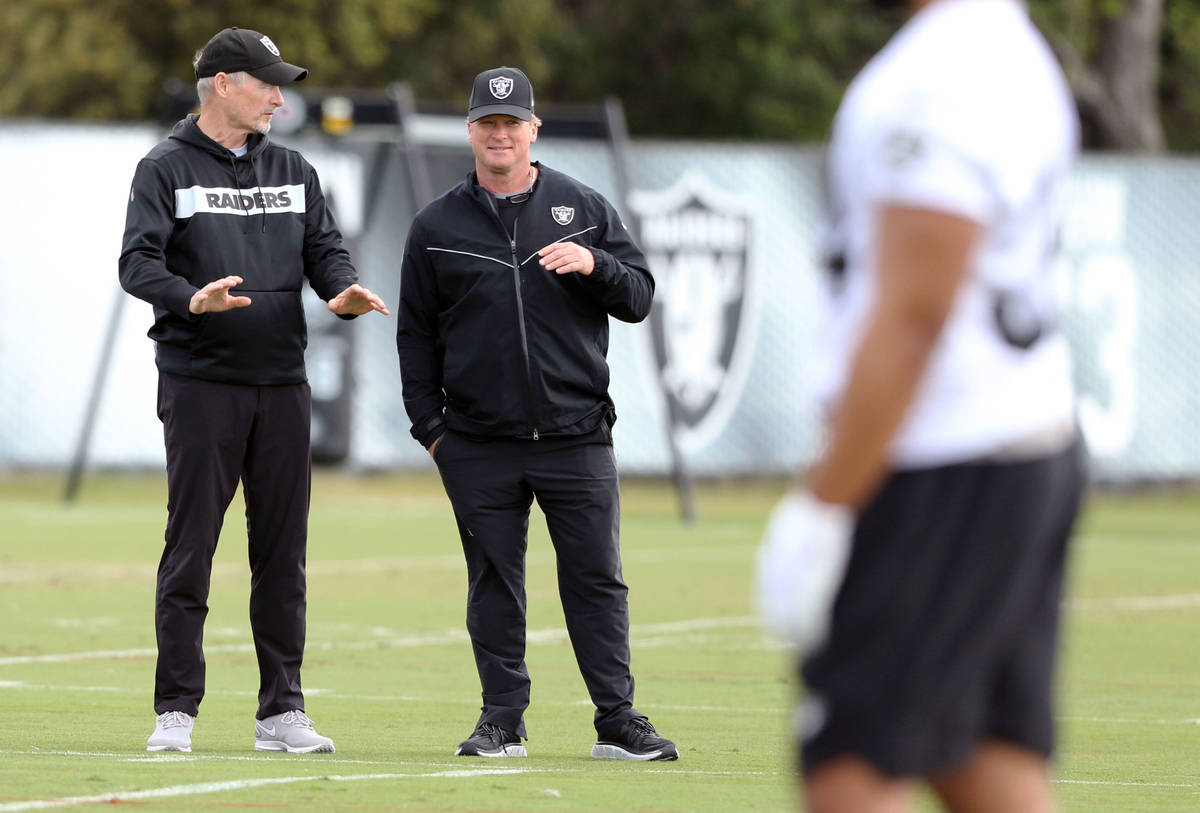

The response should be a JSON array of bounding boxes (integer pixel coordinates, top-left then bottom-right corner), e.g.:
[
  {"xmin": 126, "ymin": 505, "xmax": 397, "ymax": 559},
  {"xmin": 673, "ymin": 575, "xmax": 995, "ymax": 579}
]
[
  {"xmin": 883, "ymin": 129, "xmax": 925, "ymax": 170},
  {"xmin": 630, "ymin": 170, "xmax": 758, "ymax": 451},
  {"xmin": 489, "ymin": 76, "xmax": 514, "ymax": 99},
  {"xmin": 551, "ymin": 206, "xmax": 575, "ymax": 225},
  {"xmin": 259, "ymin": 35, "xmax": 280, "ymax": 57}
]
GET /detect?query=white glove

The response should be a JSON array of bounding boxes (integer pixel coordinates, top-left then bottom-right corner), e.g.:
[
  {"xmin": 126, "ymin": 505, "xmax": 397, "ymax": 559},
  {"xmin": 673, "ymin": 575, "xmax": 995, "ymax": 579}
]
[{"xmin": 754, "ymin": 489, "xmax": 854, "ymax": 653}]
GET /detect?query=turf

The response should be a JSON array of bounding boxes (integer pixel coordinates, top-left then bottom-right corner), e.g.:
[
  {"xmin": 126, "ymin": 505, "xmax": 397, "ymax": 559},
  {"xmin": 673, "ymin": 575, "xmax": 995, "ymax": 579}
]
[{"xmin": 0, "ymin": 472, "xmax": 1197, "ymax": 811}]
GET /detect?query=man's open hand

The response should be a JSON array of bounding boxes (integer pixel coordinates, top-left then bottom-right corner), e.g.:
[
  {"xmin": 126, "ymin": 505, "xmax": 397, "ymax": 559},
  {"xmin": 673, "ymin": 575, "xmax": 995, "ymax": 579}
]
[
  {"xmin": 189, "ymin": 276, "xmax": 252, "ymax": 314},
  {"xmin": 329, "ymin": 283, "xmax": 390, "ymax": 316}
]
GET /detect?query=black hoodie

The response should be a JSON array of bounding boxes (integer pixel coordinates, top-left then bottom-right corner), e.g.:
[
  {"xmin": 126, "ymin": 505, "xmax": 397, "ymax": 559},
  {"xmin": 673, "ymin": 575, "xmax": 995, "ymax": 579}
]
[{"xmin": 119, "ymin": 115, "xmax": 357, "ymax": 385}]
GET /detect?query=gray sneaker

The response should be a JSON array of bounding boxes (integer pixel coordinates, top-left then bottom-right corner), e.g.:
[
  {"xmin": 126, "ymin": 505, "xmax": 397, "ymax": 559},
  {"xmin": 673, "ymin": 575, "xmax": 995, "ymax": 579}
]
[
  {"xmin": 147, "ymin": 710, "xmax": 194, "ymax": 752},
  {"xmin": 254, "ymin": 710, "xmax": 336, "ymax": 754}
]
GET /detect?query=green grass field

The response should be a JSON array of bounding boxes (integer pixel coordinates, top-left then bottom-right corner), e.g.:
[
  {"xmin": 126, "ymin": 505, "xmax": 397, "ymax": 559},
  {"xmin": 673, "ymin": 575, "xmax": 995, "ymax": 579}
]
[{"xmin": 0, "ymin": 472, "xmax": 1197, "ymax": 811}]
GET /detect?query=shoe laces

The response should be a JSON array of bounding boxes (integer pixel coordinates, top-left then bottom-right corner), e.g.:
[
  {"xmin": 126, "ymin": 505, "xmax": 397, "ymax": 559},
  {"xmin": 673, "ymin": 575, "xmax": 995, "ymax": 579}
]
[
  {"xmin": 157, "ymin": 711, "xmax": 191, "ymax": 730},
  {"xmin": 280, "ymin": 710, "xmax": 315, "ymax": 729},
  {"xmin": 472, "ymin": 721, "xmax": 518, "ymax": 744},
  {"xmin": 627, "ymin": 717, "xmax": 658, "ymax": 740}
]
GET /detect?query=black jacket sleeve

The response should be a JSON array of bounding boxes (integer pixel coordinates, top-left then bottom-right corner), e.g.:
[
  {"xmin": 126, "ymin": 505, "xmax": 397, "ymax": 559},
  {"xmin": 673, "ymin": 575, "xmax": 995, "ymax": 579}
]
[
  {"xmin": 577, "ymin": 196, "xmax": 655, "ymax": 323},
  {"xmin": 395, "ymin": 220, "xmax": 446, "ymax": 448},
  {"xmin": 118, "ymin": 158, "xmax": 197, "ymax": 319},
  {"xmin": 301, "ymin": 163, "xmax": 358, "ymax": 309}
]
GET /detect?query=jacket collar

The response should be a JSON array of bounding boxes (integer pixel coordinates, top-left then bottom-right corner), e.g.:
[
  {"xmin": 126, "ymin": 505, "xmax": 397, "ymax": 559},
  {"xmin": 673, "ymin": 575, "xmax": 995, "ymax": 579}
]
[
  {"xmin": 169, "ymin": 114, "xmax": 270, "ymax": 160},
  {"xmin": 463, "ymin": 161, "xmax": 549, "ymax": 200}
]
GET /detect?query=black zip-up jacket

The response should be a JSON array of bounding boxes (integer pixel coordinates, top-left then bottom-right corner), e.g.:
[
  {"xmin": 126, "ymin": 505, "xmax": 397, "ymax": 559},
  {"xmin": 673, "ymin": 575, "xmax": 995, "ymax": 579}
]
[
  {"xmin": 119, "ymin": 115, "xmax": 357, "ymax": 385},
  {"xmin": 396, "ymin": 163, "xmax": 654, "ymax": 447}
]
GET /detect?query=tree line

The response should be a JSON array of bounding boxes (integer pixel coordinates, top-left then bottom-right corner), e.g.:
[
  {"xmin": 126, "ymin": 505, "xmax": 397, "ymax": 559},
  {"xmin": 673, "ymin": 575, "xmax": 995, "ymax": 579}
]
[{"xmin": 0, "ymin": 0, "xmax": 1193, "ymax": 151}]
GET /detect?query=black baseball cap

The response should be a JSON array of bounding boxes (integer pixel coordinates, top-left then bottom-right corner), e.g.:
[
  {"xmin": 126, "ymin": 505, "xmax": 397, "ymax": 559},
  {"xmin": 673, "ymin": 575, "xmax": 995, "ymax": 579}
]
[
  {"xmin": 194, "ymin": 27, "xmax": 308, "ymax": 85},
  {"xmin": 468, "ymin": 67, "xmax": 534, "ymax": 122}
]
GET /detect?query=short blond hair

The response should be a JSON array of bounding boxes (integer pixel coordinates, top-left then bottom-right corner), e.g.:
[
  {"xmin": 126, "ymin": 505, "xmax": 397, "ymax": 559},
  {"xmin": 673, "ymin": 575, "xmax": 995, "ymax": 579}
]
[{"xmin": 467, "ymin": 114, "xmax": 542, "ymax": 127}]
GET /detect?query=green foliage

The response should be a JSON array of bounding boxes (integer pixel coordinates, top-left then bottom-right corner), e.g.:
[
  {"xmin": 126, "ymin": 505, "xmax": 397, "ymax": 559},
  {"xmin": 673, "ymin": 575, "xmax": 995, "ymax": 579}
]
[
  {"xmin": 0, "ymin": 0, "xmax": 562, "ymax": 121},
  {"xmin": 1162, "ymin": 1, "xmax": 1200, "ymax": 152},
  {"xmin": 1028, "ymin": 0, "xmax": 1200, "ymax": 152},
  {"xmin": 542, "ymin": 0, "xmax": 893, "ymax": 140},
  {"xmin": 383, "ymin": 0, "xmax": 562, "ymax": 105},
  {"xmin": 0, "ymin": 0, "xmax": 152, "ymax": 120},
  {"xmin": 1, "ymin": 0, "xmax": 1198, "ymax": 148}
]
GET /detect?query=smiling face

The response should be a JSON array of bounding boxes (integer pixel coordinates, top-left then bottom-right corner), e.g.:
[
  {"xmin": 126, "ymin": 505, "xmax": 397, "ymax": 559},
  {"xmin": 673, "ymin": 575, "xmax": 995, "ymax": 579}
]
[{"xmin": 468, "ymin": 114, "xmax": 538, "ymax": 179}]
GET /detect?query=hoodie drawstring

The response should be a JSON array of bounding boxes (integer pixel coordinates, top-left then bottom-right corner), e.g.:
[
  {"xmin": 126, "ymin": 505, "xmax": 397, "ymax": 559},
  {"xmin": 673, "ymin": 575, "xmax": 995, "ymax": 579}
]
[
  {"xmin": 227, "ymin": 150, "xmax": 267, "ymax": 234},
  {"xmin": 227, "ymin": 152, "xmax": 249, "ymax": 236},
  {"xmin": 249, "ymin": 151, "xmax": 266, "ymax": 234}
]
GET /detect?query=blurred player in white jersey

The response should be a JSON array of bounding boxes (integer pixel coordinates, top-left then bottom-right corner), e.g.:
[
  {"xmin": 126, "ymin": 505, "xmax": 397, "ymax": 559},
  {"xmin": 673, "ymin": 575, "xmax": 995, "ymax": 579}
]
[{"xmin": 756, "ymin": 0, "xmax": 1086, "ymax": 810}]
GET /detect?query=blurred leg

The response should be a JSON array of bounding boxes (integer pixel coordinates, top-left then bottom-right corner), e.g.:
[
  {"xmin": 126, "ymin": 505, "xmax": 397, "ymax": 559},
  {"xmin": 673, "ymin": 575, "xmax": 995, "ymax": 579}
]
[
  {"xmin": 930, "ymin": 741, "xmax": 1057, "ymax": 813},
  {"xmin": 805, "ymin": 756, "xmax": 914, "ymax": 813}
]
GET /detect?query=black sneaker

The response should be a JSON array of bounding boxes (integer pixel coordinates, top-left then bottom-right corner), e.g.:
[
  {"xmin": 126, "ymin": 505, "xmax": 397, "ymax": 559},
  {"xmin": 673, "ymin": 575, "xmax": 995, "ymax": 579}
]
[
  {"xmin": 454, "ymin": 721, "xmax": 527, "ymax": 757},
  {"xmin": 591, "ymin": 716, "xmax": 679, "ymax": 761}
]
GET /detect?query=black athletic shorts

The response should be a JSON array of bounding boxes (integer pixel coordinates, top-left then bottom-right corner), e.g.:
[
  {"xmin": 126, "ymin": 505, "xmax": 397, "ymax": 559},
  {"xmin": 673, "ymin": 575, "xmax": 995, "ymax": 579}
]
[{"xmin": 799, "ymin": 440, "xmax": 1085, "ymax": 777}]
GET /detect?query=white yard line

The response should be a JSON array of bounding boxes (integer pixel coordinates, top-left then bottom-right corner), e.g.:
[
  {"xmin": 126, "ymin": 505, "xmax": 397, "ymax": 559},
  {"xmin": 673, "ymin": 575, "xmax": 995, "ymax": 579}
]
[
  {"xmin": 0, "ymin": 681, "xmax": 788, "ymax": 716},
  {"xmin": 0, "ymin": 548, "xmax": 746, "ymax": 585},
  {"xmin": 0, "ymin": 749, "xmax": 391, "ymax": 765},
  {"xmin": 0, "ymin": 616, "xmax": 757, "ymax": 667},
  {"xmin": 1061, "ymin": 715, "xmax": 1200, "ymax": 726},
  {"xmin": 645, "ymin": 769, "xmax": 778, "ymax": 776},
  {"xmin": 5, "ymin": 611, "xmax": 1200, "ymax": 726},
  {"xmin": 1055, "ymin": 779, "xmax": 1199, "ymax": 789},
  {"xmin": 0, "ymin": 682, "xmax": 125, "ymax": 693},
  {"xmin": 0, "ymin": 768, "xmax": 557, "ymax": 812},
  {"xmin": 1067, "ymin": 594, "xmax": 1200, "ymax": 611},
  {"xmin": 0, "ymin": 645, "xmax": 225, "ymax": 666},
  {"xmin": 1, "ymin": 761, "xmax": 1187, "ymax": 813}
]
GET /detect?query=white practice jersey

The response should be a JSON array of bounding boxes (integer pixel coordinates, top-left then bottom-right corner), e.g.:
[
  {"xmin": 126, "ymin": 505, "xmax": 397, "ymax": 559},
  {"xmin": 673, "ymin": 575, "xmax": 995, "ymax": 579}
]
[{"xmin": 815, "ymin": 0, "xmax": 1079, "ymax": 468}]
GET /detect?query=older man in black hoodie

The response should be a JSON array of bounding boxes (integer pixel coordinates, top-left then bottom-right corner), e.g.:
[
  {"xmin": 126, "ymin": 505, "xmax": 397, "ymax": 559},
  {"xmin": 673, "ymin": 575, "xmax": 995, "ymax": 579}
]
[{"xmin": 119, "ymin": 27, "xmax": 388, "ymax": 755}]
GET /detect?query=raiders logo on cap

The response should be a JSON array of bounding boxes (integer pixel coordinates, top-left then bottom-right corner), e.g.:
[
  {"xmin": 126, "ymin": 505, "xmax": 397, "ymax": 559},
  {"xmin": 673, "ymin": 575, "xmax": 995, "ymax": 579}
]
[{"xmin": 489, "ymin": 76, "xmax": 514, "ymax": 99}]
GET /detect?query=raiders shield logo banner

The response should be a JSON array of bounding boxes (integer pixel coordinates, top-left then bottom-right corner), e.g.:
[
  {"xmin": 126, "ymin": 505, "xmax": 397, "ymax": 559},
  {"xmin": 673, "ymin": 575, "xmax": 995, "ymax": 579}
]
[
  {"xmin": 551, "ymin": 206, "xmax": 575, "ymax": 225},
  {"xmin": 630, "ymin": 170, "xmax": 758, "ymax": 451}
]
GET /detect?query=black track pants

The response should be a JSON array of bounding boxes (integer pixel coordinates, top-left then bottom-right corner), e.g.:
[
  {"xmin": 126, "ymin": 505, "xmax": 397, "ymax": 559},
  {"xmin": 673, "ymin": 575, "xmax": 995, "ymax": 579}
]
[
  {"xmin": 154, "ymin": 372, "xmax": 311, "ymax": 720},
  {"xmin": 434, "ymin": 432, "xmax": 640, "ymax": 738}
]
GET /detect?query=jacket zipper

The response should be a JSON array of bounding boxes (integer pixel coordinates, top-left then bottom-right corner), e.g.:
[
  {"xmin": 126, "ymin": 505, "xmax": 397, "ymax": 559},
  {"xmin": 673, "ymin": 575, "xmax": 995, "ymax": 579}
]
[{"xmin": 508, "ymin": 216, "xmax": 539, "ymax": 440}]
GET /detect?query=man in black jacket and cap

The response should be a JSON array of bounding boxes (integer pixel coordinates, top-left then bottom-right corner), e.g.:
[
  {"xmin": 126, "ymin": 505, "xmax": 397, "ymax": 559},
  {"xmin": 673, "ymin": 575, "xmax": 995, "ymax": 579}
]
[
  {"xmin": 119, "ymin": 26, "xmax": 388, "ymax": 755},
  {"xmin": 397, "ymin": 66, "xmax": 677, "ymax": 761}
]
